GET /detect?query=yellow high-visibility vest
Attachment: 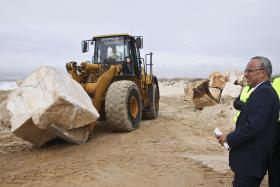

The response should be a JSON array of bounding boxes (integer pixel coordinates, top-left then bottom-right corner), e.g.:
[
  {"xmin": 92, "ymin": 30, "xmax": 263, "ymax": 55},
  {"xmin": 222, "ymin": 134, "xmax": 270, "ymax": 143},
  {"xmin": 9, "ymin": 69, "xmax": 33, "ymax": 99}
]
[
  {"xmin": 272, "ymin": 77, "xmax": 280, "ymax": 98},
  {"xmin": 272, "ymin": 77, "xmax": 280, "ymax": 122},
  {"xmin": 239, "ymin": 86, "xmax": 253, "ymax": 102},
  {"xmin": 233, "ymin": 86, "xmax": 253, "ymax": 122}
]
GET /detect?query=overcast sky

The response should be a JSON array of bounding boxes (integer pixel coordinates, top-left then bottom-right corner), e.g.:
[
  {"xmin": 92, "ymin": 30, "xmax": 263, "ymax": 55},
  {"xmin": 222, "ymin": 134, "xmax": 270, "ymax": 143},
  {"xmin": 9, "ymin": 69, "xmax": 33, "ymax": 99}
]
[{"xmin": 0, "ymin": 0, "xmax": 279, "ymax": 79}]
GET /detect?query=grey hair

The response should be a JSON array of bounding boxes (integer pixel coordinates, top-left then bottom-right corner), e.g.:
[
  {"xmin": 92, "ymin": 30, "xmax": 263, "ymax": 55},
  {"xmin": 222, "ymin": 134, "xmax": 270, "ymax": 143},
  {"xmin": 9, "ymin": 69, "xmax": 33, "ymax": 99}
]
[{"xmin": 251, "ymin": 56, "xmax": 272, "ymax": 78}]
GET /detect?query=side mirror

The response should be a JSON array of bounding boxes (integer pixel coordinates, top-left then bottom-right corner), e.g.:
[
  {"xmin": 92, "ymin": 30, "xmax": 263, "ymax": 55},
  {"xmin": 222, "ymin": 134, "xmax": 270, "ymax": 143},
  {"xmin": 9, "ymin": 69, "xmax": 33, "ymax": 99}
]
[
  {"xmin": 81, "ymin": 41, "xmax": 89, "ymax": 53},
  {"xmin": 136, "ymin": 37, "xmax": 143, "ymax": 49}
]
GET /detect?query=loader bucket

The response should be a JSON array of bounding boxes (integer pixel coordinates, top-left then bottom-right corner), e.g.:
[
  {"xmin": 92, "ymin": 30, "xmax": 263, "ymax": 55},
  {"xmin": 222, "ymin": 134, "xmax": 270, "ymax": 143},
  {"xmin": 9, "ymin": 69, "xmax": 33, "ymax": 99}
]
[{"xmin": 192, "ymin": 80, "xmax": 218, "ymax": 110}]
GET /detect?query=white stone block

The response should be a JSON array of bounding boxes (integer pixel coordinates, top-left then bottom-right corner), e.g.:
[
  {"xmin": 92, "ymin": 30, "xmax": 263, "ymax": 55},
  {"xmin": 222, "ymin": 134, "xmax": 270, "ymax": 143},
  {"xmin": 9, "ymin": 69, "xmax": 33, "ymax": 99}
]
[
  {"xmin": 221, "ymin": 82, "xmax": 242, "ymax": 99},
  {"xmin": 7, "ymin": 66, "xmax": 99, "ymax": 145}
]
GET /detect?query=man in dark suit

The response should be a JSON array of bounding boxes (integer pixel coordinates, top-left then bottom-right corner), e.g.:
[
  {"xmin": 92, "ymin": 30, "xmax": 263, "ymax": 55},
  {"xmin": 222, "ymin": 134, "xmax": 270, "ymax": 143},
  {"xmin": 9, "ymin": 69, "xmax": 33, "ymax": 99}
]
[{"xmin": 217, "ymin": 56, "xmax": 280, "ymax": 187}]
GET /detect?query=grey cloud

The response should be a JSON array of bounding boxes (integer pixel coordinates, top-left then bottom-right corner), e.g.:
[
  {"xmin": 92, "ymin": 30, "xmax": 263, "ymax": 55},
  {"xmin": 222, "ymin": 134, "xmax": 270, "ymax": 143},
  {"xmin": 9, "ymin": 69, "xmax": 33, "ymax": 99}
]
[{"xmin": 0, "ymin": 0, "xmax": 279, "ymax": 79}]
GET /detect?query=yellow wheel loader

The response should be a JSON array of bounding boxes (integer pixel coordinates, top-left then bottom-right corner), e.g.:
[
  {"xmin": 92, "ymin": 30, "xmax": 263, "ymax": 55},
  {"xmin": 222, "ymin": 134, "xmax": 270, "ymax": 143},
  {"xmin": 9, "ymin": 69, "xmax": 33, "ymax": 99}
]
[{"xmin": 66, "ymin": 34, "xmax": 159, "ymax": 132}]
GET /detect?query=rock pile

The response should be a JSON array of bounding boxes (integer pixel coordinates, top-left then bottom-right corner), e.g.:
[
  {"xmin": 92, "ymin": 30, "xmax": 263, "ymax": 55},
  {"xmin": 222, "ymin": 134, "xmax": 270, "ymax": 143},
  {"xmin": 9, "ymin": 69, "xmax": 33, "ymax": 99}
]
[{"xmin": 184, "ymin": 70, "xmax": 244, "ymax": 109}]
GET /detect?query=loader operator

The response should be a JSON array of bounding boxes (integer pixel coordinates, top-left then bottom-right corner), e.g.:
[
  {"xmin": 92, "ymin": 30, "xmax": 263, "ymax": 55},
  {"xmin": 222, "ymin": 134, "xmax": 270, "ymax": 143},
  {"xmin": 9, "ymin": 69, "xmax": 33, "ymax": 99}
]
[{"xmin": 108, "ymin": 46, "xmax": 122, "ymax": 61}]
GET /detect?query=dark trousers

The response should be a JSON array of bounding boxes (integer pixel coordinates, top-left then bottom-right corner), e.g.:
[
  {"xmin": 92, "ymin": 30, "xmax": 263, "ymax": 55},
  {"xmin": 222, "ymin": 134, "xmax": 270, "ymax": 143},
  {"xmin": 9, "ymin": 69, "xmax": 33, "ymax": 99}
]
[
  {"xmin": 269, "ymin": 146, "xmax": 280, "ymax": 187},
  {"xmin": 233, "ymin": 174, "xmax": 263, "ymax": 187},
  {"xmin": 269, "ymin": 173, "xmax": 280, "ymax": 187}
]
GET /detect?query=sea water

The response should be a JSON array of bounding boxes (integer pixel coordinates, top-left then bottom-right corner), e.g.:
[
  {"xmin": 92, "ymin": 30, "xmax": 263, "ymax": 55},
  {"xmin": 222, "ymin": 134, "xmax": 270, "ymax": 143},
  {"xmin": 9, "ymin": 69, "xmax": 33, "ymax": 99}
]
[{"xmin": 0, "ymin": 81, "xmax": 17, "ymax": 90}]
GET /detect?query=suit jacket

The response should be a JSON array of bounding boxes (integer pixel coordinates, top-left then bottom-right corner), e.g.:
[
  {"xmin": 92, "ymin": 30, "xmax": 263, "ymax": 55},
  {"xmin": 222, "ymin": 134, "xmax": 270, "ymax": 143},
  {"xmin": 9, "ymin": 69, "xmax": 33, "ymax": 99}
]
[{"xmin": 227, "ymin": 81, "xmax": 280, "ymax": 177}]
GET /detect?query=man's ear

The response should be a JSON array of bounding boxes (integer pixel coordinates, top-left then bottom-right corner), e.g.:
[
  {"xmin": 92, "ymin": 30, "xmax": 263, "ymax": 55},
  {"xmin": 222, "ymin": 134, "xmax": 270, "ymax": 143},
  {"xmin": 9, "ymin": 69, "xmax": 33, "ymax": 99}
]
[{"xmin": 261, "ymin": 70, "xmax": 268, "ymax": 79}]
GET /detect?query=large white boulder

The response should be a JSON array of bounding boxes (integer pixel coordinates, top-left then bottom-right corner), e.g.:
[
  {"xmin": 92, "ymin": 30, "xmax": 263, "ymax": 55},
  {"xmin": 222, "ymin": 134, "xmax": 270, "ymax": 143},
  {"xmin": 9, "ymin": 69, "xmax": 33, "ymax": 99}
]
[
  {"xmin": 221, "ymin": 82, "xmax": 242, "ymax": 99},
  {"xmin": 7, "ymin": 66, "xmax": 100, "ymax": 145}
]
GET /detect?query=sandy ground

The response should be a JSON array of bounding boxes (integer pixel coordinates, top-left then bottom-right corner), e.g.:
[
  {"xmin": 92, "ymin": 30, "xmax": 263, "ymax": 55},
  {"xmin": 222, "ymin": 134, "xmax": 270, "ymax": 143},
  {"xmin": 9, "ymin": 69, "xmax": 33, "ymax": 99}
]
[{"xmin": 0, "ymin": 81, "xmax": 268, "ymax": 187}]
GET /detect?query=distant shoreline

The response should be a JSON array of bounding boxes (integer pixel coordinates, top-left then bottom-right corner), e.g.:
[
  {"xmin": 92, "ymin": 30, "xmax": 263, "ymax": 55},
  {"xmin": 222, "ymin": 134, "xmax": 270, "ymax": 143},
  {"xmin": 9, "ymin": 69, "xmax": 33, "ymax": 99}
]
[
  {"xmin": 0, "ymin": 81, "xmax": 17, "ymax": 90},
  {"xmin": 0, "ymin": 80, "xmax": 17, "ymax": 82}
]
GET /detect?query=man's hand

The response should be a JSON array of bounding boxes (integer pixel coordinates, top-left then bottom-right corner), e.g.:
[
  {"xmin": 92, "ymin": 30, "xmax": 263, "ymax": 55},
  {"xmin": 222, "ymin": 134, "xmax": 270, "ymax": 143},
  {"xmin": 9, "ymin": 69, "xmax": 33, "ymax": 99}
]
[{"xmin": 216, "ymin": 134, "xmax": 227, "ymax": 146}]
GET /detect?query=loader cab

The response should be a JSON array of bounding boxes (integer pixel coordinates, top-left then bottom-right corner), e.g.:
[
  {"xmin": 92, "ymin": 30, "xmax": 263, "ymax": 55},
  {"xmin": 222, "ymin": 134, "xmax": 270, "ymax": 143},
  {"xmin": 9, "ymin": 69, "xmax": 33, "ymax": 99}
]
[
  {"xmin": 93, "ymin": 36, "xmax": 126, "ymax": 64},
  {"xmin": 83, "ymin": 35, "xmax": 143, "ymax": 78}
]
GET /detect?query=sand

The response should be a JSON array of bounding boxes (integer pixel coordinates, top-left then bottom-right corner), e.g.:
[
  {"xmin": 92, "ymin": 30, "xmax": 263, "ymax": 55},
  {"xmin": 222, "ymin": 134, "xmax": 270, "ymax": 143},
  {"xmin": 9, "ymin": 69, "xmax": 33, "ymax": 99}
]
[{"xmin": 0, "ymin": 80, "xmax": 268, "ymax": 187}]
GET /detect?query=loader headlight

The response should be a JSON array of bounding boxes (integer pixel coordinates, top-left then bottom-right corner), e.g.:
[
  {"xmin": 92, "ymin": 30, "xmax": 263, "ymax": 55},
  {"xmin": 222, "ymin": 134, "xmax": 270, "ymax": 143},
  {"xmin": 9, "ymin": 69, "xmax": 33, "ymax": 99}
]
[{"xmin": 126, "ymin": 57, "xmax": 131, "ymax": 63}]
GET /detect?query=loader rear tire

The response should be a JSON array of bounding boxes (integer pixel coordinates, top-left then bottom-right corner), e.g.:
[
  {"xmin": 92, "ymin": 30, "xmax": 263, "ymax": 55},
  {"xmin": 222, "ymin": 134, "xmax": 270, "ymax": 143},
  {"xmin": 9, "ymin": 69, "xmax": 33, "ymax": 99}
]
[
  {"xmin": 142, "ymin": 84, "xmax": 159, "ymax": 120},
  {"xmin": 105, "ymin": 80, "xmax": 142, "ymax": 131}
]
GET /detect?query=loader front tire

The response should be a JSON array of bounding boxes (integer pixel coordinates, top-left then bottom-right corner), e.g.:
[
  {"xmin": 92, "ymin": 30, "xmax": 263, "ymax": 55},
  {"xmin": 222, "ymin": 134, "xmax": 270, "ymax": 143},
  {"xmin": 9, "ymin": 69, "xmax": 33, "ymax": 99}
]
[{"xmin": 105, "ymin": 80, "xmax": 142, "ymax": 131}]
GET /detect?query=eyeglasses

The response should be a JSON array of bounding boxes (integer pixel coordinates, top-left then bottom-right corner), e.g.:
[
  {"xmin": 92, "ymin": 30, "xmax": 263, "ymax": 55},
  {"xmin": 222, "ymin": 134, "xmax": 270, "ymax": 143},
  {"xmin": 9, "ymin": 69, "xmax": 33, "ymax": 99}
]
[{"xmin": 244, "ymin": 68, "xmax": 264, "ymax": 73}]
